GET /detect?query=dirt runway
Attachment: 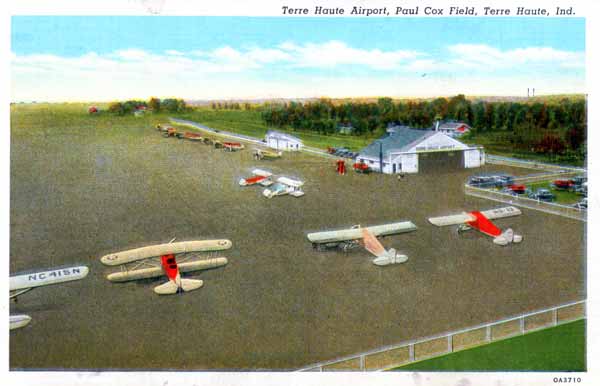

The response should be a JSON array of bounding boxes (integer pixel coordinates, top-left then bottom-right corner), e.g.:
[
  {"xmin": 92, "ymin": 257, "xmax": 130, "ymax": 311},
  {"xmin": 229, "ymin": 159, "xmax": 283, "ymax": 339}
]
[{"xmin": 10, "ymin": 124, "xmax": 585, "ymax": 370}]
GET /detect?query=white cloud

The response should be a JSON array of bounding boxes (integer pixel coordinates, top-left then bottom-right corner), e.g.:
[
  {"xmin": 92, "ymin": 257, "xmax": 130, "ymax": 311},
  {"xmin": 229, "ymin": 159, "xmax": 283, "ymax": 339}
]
[
  {"xmin": 446, "ymin": 44, "xmax": 584, "ymax": 69},
  {"xmin": 10, "ymin": 41, "xmax": 585, "ymax": 101}
]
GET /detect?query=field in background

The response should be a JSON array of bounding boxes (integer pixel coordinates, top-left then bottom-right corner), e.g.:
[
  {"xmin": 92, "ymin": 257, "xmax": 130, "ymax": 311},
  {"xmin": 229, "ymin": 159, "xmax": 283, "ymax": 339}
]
[
  {"xmin": 175, "ymin": 108, "xmax": 377, "ymax": 151},
  {"xmin": 393, "ymin": 319, "xmax": 585, "ymax": 371}
]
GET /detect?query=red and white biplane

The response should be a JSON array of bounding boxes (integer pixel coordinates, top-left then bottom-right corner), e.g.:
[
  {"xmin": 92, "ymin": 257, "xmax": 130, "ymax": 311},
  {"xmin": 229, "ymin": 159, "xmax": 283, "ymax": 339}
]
[
  {"xmin": 238, "ymin": 169, "xmax": 273, "ymax": 187},
  {"xmin": 100, "ymin": 239, "xmax": 231, "ymax": 295},
  {"xmin": 428, "ymin": 206, "xmax": 523, "ymax": 246},
  {"xmin": 222, "ymin": 142, "xmax": 245, "ymax": 152}
]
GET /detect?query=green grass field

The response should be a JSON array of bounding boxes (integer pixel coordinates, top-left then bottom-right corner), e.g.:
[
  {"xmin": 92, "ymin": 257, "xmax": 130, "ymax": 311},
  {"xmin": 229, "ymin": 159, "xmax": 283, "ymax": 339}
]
[
  {"xmin": 175, "ymin": 108, "xmax": 376, "ymax": 151},
  {"xmin": 463, "ymin": 132, "xmax": 584, "ymax": 167},
  {"xmin": 392, "ymin": 319, "xmax": 585, "ymax": 371},
  {"xmin": 527, "ymin": 181, "xmax": 583, "ymax": 205}
]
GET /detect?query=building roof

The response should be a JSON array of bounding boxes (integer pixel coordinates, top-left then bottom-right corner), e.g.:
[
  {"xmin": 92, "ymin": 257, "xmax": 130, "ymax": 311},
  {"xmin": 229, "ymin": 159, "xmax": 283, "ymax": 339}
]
[
  {"xmin": 359, "ymin": 127, "xmax": 437, "ymax": 158},
  {"xmin": 266, "ymin": 130, "xmax": 302, "ymax": 143}
]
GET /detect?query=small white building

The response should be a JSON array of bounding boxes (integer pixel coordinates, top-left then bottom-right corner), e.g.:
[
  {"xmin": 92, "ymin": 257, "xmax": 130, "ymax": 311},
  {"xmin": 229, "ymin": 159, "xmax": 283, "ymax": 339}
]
[
  {"xmin": 356, "ymin": 127, "xmax": 484, "ymax": 174},
  {"xmin": 265, "ymin": 130, "xmax": 303, "ymax": 151}
]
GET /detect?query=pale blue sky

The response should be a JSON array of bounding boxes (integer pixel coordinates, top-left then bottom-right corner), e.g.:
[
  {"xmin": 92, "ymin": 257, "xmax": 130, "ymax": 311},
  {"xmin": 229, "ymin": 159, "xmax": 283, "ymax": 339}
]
[{"xmin": 11, "ymin": 17, "xmax": 586, "ymax": 101}]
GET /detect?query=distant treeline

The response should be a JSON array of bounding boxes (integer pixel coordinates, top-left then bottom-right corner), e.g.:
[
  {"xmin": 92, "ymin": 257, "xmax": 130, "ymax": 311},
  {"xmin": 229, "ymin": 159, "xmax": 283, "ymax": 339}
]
[
  {"xmin": 261, "ymin": 95, "xmax": 586, "ymax": 158},
  {"xmin": 209, "ymin": 101, "xmax": 253, "ymax": 110},
  {"xmin": 107, "ymin": 98, "xmax": 188, "ymax": 115}
]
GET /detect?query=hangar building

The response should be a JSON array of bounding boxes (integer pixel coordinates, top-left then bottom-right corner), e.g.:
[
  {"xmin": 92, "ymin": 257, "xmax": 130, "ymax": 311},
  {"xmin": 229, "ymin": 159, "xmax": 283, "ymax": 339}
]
[
  {"xmin": 265, "ymin": 130, "xmax": 303, "ymax": 151},
  {"xmin": 356, "ymin": 126, "xmax": 484, "ymax": 174}
]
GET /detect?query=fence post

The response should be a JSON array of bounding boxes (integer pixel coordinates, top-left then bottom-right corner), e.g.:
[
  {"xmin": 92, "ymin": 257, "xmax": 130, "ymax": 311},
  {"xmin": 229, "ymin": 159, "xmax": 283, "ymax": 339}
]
[
  {"xmin": 553, "ymin": 308, "xmax": 558, "ymax": 326},
  {"xmin": 360, "ymin": 355, "xmax": 365, "ymax": 371},
  {"xmin": 409, "ymin": 344, "xmax": 415, "ymax": 362},
  {"xmin": 520, "ymin": 316, "xmax": 525, "ymax": 334},
  {"xmin": 486, "ymin": 325, "xmax": 491, "ymax": 342},
  {"xmin": 447, "ymin": 335, "xmax": 453, "ymax": 353}
]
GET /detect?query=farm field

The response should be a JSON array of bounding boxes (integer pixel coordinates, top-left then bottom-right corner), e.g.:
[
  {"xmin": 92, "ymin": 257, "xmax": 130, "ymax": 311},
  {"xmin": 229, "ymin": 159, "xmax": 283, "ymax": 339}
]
[
  {"xmin": 9, "ymin": 104, "xmax": 585, "ymax": 370},
  {"xmin": 393, "ymin": 319, "xmax": 585, "ymax": 371}
]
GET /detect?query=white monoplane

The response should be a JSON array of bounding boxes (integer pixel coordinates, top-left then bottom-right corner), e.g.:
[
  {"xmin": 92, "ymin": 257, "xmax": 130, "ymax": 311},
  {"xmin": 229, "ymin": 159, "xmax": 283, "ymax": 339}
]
[
  {"xmin": 307, "ymin": 221, "xmax": 417, "ymax": 266},
  {"xmin": 262, "ymin": 177, "xmax": 305, "ymax": 198},
  {"xmin": 9, "ymin": 265, "xmax": 89, "ymax": 330},
  {"xmin": 100, "ymin": 239, "xmax": 231, "ymax": 295},
  {"xmin": 428, "ymin": 206, "xmax": 523, "ymax": 245},
  {"xmin": 239, "ymin": 169, "xmax": 274, "ymax": 187}
]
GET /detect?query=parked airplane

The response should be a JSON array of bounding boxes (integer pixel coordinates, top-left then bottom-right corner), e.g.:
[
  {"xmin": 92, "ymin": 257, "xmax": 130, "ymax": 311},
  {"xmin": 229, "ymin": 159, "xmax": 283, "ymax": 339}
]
[
  {"xmin": 9, "ymin": 265, "xmax": 89, "ymax": 330},
  {"xmin": 222, "ymin": 142, "xmax": 245, "ymax": 151},
  {"xmin": 100, "ymin": 239, "xmax": 231, "ymax": 295},
  {"xmin": 239, "ymin": 169, "xmax": 273, "ymax": 187},
  {"xmin": 428, "ymin": 206, "xmax": 523, "ymax": 246},
  {"xmin": 253, "ymin": 148, "xmax": 282, "ymax": 160},
  {"xmin": 263, "ymin": 177, "xmax": 305, "ymax": 198},
  {"xmin": 307, "ymin": 221, "xmax": 417, "ymax": 266}
]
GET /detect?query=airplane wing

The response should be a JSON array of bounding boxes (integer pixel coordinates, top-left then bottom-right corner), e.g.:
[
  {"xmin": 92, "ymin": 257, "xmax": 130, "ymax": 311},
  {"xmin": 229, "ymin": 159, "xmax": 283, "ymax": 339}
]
[
  {"xmin": 428, "ymin": 213, "xmax": 474, "ymax": 226},
  {"xmin": 9, "ymin": 266, "xmax": 89, "ymax": 292},
  {"xmin": 100, "ymin": 239, "xmax": 232, "ymax": 266},
  {"xmin": 10, "ymin": 315, "xmax": 32, "ymax": 330},
  {"xmin": 428, "ymin": 206, "xmax": 521, "ymax": 227},
  {"xmin": 480, "ymin": 206, "xmax": 522, "ymax": 220},
  {"xmin": 106, "ymin": 257, "xmax": 228, "ymax": 282},
  {"xmin": 307, "ymin": 221, "xmax": 417, "ymax": 244}
]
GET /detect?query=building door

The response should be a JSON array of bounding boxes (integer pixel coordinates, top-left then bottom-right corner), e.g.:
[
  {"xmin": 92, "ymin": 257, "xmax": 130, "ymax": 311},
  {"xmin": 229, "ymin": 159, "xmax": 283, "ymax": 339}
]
[
  {"xmin": 392, "ymin": 163, "xmax": 396, "ymax": 173},
  {"xmin": 418, "ymin": 151, "xmax": 464, "ymax": 173}
]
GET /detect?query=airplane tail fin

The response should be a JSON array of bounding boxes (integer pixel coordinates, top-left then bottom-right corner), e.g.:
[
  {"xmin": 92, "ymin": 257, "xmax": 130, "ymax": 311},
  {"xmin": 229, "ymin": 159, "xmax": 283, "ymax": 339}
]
[
  {"xmin": 154, "ymin": 279, "xmax": 204, "ymax": 295},
  {"xmin": 493, "ymin": 228, "xmax": 523, "ymax": 246},
  {"xmin": 362, "ymin": 228, "xmax": 408, "ymax": 266}
]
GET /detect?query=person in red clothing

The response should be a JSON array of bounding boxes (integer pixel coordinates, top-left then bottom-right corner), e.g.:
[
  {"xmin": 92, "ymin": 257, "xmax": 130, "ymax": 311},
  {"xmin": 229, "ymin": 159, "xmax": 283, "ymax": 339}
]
[{"xmin": 336, "ymin": 159, "xmax": 346, "ymax": 175}]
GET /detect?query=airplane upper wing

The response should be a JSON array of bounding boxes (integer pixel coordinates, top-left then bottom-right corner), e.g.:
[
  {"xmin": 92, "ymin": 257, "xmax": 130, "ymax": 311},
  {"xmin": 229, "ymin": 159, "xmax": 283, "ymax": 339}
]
[
  {"xmin": 100, "ymin": 239, "xmax": 232, "ymax": 266},
  {"xmin": 480, "ymin": 206, "xmax": 522, "ymax": 220},
  {"xmin": 307, "ymin": 221, "xmax": 417, "ymax": 244},
  {"xmin": 428, "ymin": 206, "xmax": 521, "ymax": 227},
  {"xmin": 428, "ymin": 213, "xmax": 474, "ymax": 227},
  {"xmin": 9, "ymin": 266, "xmax": 89, "ymax": 292}
]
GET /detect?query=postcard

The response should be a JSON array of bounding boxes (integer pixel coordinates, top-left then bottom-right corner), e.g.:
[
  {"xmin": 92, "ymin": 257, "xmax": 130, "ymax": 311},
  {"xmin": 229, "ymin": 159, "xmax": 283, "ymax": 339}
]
[{"xmin": 4, "ymin": 1, "xmax": 596, "ymax": 385}]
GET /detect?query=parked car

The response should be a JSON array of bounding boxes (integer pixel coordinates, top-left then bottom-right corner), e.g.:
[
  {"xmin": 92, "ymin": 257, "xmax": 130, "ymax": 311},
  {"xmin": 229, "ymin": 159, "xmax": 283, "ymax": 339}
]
[
  {"xmin": 468, "ymin": 174, "xmax": 514, "ymax": 189},
  {"xmin": 573, "ymin": 198, "xmax": 587, "ymax": 210},
  {"xmin": 551, "ymin": 179, "xmax": 575, "ymax": 191},
  {"xmin": 334, "ymin": 148, "xmax": 350, "ymax": 156},
  {"xmin": 528, "ymin": 188, "xmax": 555, "ymax": 202}
]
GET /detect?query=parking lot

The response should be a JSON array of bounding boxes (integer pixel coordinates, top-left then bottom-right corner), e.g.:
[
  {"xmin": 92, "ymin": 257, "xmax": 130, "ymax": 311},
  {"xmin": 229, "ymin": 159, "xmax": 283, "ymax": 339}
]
[{"xmin": 10, "ymin": 116, "xmax": 585, "ymax": 370}]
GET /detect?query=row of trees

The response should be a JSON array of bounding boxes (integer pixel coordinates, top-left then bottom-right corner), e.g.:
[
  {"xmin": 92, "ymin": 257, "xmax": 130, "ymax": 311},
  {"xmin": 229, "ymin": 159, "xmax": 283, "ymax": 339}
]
[
  {"xmin": 210, "ymin": 101, "xmax": 253, "ymax": 110},
  {"xmin": 107, "ymin": 98, "xmax": 188, "ymax": 115},
  {"xmin": 261, "ymin": 95, "xmax": 586, "ymax": 159}
]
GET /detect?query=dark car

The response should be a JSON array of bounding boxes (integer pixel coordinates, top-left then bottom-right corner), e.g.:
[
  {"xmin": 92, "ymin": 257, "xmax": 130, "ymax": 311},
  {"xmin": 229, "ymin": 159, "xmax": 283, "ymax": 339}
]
[
  {"xmin": 334, "ymin": 148, "xmax": 350, "ymax": 156},
  {"xmin": 528, "ymin": 188, "xmax": 555, "ymax": 202}
]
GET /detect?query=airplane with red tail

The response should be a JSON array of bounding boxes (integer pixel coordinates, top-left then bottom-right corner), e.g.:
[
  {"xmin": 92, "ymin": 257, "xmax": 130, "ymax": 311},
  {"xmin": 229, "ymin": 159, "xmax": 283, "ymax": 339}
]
[
  {"xmin": 239, "ymin": 169, "xmax": 273, "ymax": 187},
  {"xmin": 428, "ymin": 206, "xmax": 523, "ymax": 246},
  {"xmin": 100, "ymin": 239, "xmax": 231, "ymax": 295}
]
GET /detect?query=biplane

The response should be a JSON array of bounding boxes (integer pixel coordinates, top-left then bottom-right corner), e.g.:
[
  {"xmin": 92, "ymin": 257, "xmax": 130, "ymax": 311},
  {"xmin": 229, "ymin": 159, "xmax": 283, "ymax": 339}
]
[
  {"xmin": 262, "ymin": 177, "xmax": 305, "ymax": 198},
  {"xmin": 100, "ymin": 239, "xmax": 231, "ymax": 295},
  {"xmin": 307, "ymin": 221, "xmax": 417, "ymax": 266},
  {"xmin": 239, "ymin": 169, "xmax": 274, "ymax": 187},
  {"xmin": 9, "ymin": 265, "xmax": 89, "ymax": 330},
  {"xmin": 222, "ymin": 142, "xmax": 245, "ymax": 151},
  {"xmin": 253, "ymin": 148, "xmax": 282, "ymax": 160},
  {"xmin": 428, "ymin": 206, "xmax": 523, "ymax": 246}
]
